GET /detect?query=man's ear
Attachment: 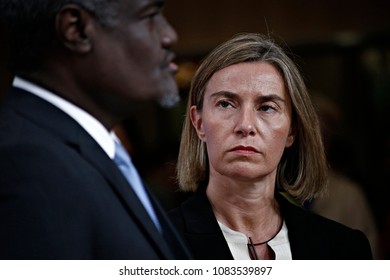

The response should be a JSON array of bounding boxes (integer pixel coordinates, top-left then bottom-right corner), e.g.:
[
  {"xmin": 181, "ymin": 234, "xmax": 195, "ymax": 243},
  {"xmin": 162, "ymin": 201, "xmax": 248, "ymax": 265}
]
[
  {"xmin": 55, "ymin": 4, "xmax": 93, "ymax": 53},
  {"xmin": 190, "ymin": 106, "xmax": 206, "ymax": 141}
]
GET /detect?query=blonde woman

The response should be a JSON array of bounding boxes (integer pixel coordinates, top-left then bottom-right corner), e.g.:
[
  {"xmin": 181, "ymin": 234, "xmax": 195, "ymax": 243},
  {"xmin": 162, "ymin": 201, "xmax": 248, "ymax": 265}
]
[{"xmin": 169, "ymin": 33, "xmax": 372, "ymax": 260}]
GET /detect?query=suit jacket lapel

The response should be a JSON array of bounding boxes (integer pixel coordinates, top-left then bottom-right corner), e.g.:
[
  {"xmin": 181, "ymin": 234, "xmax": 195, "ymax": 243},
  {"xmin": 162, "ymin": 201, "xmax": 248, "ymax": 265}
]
[
  {"xmin": 149, "ymin": 190, "xmax": 193, "ymax": 259},
  {"xmin": 276, "ymin": 192, "xmax": 320, "ymax": 259},
  {"xmin": 6, "ymin": 87, "xmax": 175, "ymax": 259},
  {"xmin": 179, "ymin": 184, "xmax": 233, "ymax": 260}
]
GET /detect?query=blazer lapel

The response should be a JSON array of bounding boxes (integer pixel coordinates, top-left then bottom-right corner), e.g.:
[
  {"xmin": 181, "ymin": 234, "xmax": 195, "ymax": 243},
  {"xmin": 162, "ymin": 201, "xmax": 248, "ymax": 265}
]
[
  {"xmin": 180, "ymin": 185, "xmax": 233, "ymax": 260},
  {"xmin": 276, "ymin": 192, "xmax": 321, "ymax": 259},
  {"xmin": 149, "ymin": 190, "xmax": 193, "ymax": 259},
  {"xmin": 79, "ymin": 140, "xmax": 180, "ymax": 259}
]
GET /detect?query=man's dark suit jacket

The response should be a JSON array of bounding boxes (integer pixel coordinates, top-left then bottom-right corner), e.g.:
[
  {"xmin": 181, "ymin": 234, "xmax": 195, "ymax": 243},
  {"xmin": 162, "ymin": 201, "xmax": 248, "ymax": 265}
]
[
  {"xmin": 169, "ymin": 184, "xmax": 373, "ymax": 260},
  {"xmin": 0, "ymin": 87, "xmax": 191, "ymax": 260}
]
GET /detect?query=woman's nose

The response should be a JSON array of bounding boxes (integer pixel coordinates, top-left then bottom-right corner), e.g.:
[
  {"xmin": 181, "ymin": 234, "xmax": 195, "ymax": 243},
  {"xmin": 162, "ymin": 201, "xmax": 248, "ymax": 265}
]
[{"xmin": 234, "ymin": 108, "xmax": 256, "ymax": 137}]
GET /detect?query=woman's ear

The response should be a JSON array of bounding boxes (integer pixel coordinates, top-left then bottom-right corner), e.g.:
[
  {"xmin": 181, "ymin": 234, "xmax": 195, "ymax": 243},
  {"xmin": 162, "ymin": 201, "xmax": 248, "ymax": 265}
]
[
  {"xmin": 55, "ymin": 4, "xmax": 93, "ymax": 53},
  {"xmin": 190, "ymin": 106, "xmax": 206, "ymax": 141},
  {"xmin": 286, "ymin": 123, "xmax": 296, "ymax": 148}
]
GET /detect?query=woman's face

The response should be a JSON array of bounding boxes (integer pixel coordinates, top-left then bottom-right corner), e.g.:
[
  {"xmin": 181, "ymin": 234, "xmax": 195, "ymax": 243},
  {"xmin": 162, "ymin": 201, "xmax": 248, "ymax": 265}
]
[{"xmin": 191, "ymin": 62, "xmax": 295, "ymax": 183}]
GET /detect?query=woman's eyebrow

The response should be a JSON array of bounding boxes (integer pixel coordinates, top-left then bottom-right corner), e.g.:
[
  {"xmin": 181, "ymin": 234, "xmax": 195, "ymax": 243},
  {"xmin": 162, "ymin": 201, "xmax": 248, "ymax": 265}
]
[
  {"xmin": 209, "ymin": 91, "xmax": 237, "ymax": 99},
  {"xmin": 210, "ymin": 91, "xmax": 286, "ymax": 103},
  {"xmin": 257, "ymin": 94, "xmax": 286, "ymax": 103}
]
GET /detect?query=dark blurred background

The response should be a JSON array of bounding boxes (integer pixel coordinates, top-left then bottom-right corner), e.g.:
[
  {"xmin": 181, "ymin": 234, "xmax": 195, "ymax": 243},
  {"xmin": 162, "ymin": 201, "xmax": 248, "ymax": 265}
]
[{"xmin": 1, "ymin": 0, "xmax": 389, "ymax": 258}]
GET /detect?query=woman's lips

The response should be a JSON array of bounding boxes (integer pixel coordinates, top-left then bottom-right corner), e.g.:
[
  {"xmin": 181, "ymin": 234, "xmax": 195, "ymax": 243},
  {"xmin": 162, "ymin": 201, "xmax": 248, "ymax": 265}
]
[{"xmin": 230, "ymin": 145, "xmax": 259, "ymax": 154}]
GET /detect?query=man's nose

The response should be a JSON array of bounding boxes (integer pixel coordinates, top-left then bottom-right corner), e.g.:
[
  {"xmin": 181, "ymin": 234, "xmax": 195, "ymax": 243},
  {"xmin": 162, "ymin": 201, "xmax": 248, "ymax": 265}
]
[{"xmin": 160, "ymin": 17, "xmax": 178, "ymax": 48}]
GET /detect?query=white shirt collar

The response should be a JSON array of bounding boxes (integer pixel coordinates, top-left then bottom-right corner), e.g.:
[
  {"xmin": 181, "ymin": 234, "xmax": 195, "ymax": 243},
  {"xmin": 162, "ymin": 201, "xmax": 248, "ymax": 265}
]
[
  {"xmin": 218, "ymin": 220, "xmax": 292, "ymax": 260},
  {"xmin": 13, "ymin": 76, "xmax": 116, "ymax": 159}
]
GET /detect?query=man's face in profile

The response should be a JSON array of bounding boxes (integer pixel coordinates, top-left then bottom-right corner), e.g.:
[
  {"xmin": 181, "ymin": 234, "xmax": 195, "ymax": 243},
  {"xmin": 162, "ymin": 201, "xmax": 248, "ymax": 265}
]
[{"xmin": 92, "ymin": 0, "xmax": 180, "ymax": 112}]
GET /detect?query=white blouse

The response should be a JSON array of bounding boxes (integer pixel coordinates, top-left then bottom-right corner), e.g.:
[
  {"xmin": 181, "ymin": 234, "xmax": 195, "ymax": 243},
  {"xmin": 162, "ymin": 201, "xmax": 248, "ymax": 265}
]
[{"xmin": 218, "ymin": 220, "xmax": 292, "ymax": 260}]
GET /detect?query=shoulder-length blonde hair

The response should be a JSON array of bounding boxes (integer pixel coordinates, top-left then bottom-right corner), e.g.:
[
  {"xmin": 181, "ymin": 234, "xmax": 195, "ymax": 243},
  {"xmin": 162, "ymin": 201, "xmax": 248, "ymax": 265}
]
[{"xmin": 177, "ymin": 33, "xmax": 328, "ymax": 203}]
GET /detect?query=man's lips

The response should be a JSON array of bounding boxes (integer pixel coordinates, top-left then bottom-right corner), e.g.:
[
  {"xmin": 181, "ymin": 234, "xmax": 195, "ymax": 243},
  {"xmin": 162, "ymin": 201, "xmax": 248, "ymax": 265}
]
[
  {"xmin": 168, "ymin": 61, "xmax": 178, "ymax": 73},
  {"xmin": 230, "ymin": 145, "xmax": 260, "ymax": 154},
  {"xmin": 164, "ymin": 52, "xmax": 178, "ymax": 74}
]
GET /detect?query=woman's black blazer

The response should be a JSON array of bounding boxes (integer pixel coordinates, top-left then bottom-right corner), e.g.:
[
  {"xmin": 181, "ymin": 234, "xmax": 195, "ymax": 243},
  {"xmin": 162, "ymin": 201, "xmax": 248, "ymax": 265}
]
[{"xmin": 169, "ymin": 184, "xmax": 373, "ymax": 260}]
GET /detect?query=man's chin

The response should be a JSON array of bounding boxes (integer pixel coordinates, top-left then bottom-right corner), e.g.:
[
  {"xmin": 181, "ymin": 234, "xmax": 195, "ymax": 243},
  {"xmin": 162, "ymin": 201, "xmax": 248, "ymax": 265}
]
[{"xmin": 158, "ymin": 90, "xmax": 180, "ymax": 108}]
